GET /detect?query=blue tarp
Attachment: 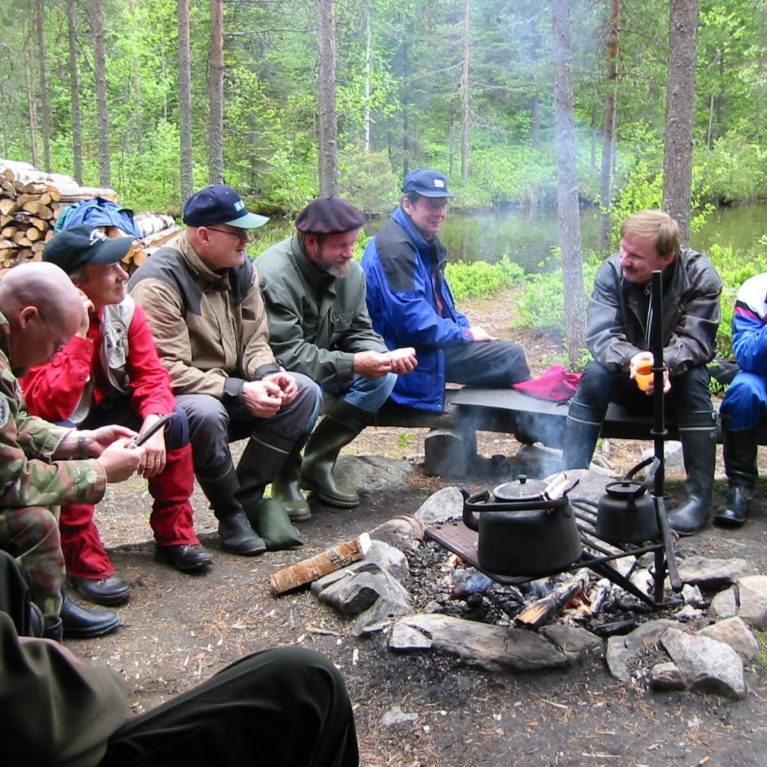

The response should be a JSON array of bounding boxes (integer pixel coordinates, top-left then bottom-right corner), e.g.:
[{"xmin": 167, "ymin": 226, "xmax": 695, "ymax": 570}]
[{"xmin": 55, "ymin": 197, "xmax": 141, "ymax": 237}]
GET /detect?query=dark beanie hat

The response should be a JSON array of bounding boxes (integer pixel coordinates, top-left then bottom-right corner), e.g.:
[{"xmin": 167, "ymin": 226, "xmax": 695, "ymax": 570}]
[{"xmin": 294, "ymin": 196, "xmax": 365, "ymax": 235}]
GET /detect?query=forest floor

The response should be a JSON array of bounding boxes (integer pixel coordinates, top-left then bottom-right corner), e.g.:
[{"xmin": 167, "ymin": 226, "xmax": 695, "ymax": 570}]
[{"xmin": 70, "ymin": 289, "xmax": 767, "ymax": 767}]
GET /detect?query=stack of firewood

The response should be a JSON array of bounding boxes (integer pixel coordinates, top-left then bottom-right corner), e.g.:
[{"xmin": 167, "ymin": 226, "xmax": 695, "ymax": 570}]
[{"xmin": 0, "ymin": 159, "xmax": 181, "ymax": 272}]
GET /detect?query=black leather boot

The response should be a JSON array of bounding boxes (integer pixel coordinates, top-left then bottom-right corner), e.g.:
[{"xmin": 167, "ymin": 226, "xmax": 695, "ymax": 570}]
[
  {"xmin": 713, "ymin": 427, "xmax": 758, "ymax": 528},
  {"xmin": 60, "ymin": 597, "xmax": 120, "ymax": 639},
  {"xmin": 561, "ymin": 401, "xmax": 604, "ymax": 470},
  {"xmin": 197, "ymin": 467, "xmax": 266, "ymax": 556},
  {"xmin": 668, "ymin": 411, "xmax": 718, "ymax": 536},
  {"xmin": 301, "ymin": 400, "xmax": 374, "ymax": 508}
]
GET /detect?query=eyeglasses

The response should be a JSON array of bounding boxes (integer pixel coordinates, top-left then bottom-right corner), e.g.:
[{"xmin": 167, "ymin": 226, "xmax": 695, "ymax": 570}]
[{"xmin": 205, "ymin": 227, "xmax": 250, "ymax": 242}]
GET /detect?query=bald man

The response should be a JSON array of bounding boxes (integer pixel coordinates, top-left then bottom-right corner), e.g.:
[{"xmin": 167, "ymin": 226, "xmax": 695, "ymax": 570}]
[{"xmin": 0, "ymin": 262, "xmax": 143, "ymax": 640}]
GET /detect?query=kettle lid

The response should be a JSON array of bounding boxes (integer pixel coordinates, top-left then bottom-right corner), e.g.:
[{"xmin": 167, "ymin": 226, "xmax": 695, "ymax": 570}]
[{"xmin": 493, "ymin": 474, "xmax": 548, "ymax": 502}]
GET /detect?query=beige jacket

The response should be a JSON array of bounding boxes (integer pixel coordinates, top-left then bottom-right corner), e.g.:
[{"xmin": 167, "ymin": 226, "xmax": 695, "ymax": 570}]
[{"xmin": 127, "ymin": 233, "xmax": 279, "ymax": 400}]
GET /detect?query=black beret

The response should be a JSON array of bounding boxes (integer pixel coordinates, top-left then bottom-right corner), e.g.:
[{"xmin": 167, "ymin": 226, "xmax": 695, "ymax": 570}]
[{"xmin": 295, "ymin": 196, "xmax": 365, "ymax": 234}]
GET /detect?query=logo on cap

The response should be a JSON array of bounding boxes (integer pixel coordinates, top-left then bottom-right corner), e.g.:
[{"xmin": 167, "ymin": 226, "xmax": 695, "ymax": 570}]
[
  {"xmin": 89, "ymin": 229, "xmax": 108, "ymax": 245},
  {"xmin": 234, "ymin": 200, "xmax": 245, "ymax": 212},
  {"xmin": 433, "ymin": 179, "xmax": 445, "ymax": 189}
]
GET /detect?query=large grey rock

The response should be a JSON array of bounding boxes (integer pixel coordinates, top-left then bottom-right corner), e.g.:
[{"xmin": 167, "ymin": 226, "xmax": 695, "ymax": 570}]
[
  {"xmin": 389, "ymin": 613, "xmax": 569, "ymax": 672},
  {"xmin": 650, "ymin": 662, "xmax": 686, "ymax": 691},
  {"xmin": 364, "ymin": 539, "xmax": 410, "ymax": 581},
  {"xmin": 541, "ymin": 624, "xmax": 604, "ymax": 662},
  {"xmin": 605, "ymin": 619, "xmax": 679, "ymax": 682},
  {"xmin": 709, "ymin": 586, "xmax": 738, "ymax": 620},
  {"xmin": 736, "ymin": 575, "xmax": 767, "ymax": 631},
  {"xmin": 369, "ymin": 516, "xmax": 425, "ymax": 552},
  {"xmin": 315, "ymin": 563, "xmax": 412, "ymax": 622},
  {"xmin": 675, "ymin": 556, "xmax": 748, "ymax": 589},
  {"xmin": 311, "ymin": 560, "xmax": 378, "ymax": 596},
  {"xmin": 698, "ymin": 617, "xmax": 759, "ymax": 663},
  {"xmin": 337, "ymin": 455, "xmax": 413, "ymax": 492},
  {"xmin": 661, "ymin": 628, "xmax": 746, "ymax": 699},
  {"xmin": 413, "ymin": 487, "xmax": 464, "ymax": 525}
]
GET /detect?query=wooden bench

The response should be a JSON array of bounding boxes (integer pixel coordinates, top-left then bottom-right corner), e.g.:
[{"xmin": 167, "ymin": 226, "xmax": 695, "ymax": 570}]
[{"xmin": 352, "ymin": 387, "xmax": 767, "ymax": 477}]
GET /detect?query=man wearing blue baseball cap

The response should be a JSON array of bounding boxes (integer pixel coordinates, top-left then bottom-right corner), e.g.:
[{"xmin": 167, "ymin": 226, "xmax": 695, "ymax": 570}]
[
  {"xmin": 361, "ymin": 169, "xmax": 531, "ymax": 412},
  {"xmin": 22, "ymin": 224, "xmax": 212, "ymax": 607},
  {"xmin": 129, "ymin": 186, "xmax": 322, "ymax": 557}
]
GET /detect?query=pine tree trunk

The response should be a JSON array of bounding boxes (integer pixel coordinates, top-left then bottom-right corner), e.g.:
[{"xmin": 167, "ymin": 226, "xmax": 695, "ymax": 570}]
[
  {"xmin": 318, "ymin": 0, "xmax": 339, "ymax": 195},
  {"xmin": 363, "ymin": 0, "xmax": 371, "ymax": 153},
  {"xmin": 599, "ymin": 0, "xmax": 620, "ymax": 251},
  {"xmin": 25, "ymin": 61, "xmax": 39, "ymax": 170},
  {"xmin": 662, "ymin": 0, "xmax": 699, "ymax": 247},
  {"xmin": 93, "ymin": 0, "xmax": 111, "ymax": 188},
  {"xmin": 34, "ymin": 0, "xmax": 51, "ymax": 172},
  {"xmin": 460, "ymin": 0, "xmax": 471, "ymax": 186},
  {"xmin": 209, "ymin": 0, "xmax": 225, "ymax": 184},
  {"xmin": 552, "ymin": 0, "xmax": 585, "ymax": 363},
  {"xmin": 178, "ymin": 0, "xmax": 194, "ymax": 200},
  {"xmin": 66, "ymin": 0, "xmax": 83, "ymax": 185}
]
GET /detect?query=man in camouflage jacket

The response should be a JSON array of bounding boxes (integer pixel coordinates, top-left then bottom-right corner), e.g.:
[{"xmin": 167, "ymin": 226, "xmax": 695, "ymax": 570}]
[{"xmin": 0, "ymin": 262, "xmax": 142, "ymax": 639}]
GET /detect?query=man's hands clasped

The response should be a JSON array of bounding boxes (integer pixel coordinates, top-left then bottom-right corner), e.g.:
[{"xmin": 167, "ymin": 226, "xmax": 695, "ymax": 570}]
[{"xmin": 241, "ymin": 372, "xmax": 299, "ymax": 418}]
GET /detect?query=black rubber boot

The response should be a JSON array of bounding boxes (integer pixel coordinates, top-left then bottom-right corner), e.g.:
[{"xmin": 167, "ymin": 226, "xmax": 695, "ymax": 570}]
[
  {"xmin": 713, "ymin": 427, "xmax": 758, "ymax": 528},
  {"xmin": 301, "ymin": 400, "xmax": 374, "ymax": 508},
  {"xmin": 668, "ymin": 411, "xmax": 718, "ymax": 536},
  {"xmin": 269, "ymin": 436, "xmax": 312, "ymax": 523},
  {"xmin": 561, "ymin": 401, "xmax": 604, "ymax": 470},
  {"xmin": 197, "ymin": 467, "xmax": 267, "ymax": 556}
]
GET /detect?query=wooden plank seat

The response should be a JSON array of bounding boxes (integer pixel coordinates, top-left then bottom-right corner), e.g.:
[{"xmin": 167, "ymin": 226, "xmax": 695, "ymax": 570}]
[{"xmin": 322, "ymin": 387, "xmax": 767, "ymax": 477}]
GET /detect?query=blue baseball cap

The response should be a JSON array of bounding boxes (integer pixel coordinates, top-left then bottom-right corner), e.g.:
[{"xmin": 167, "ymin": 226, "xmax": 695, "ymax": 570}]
[
  {"xmin": 182, "ymin": 184, "xmax": 269, "ymax": 228},
  {"xmin": 402, "ymin": 169, "xmax": 455, "ymax": 198}
]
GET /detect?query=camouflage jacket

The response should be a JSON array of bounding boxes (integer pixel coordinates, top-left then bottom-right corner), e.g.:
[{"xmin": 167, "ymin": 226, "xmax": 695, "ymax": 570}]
[{"xmin": 0, "ymin": 312, "xmax": 107, "ymax": 510}]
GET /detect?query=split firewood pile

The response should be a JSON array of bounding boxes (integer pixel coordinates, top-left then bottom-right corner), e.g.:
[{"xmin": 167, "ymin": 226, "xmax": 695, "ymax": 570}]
[{"xmin": 0, "ymin": 159, "xmax": 181, "ymax": 273}]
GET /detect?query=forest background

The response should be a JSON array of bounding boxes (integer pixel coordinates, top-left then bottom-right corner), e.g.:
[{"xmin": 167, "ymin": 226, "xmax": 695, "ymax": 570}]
[{"xmin": 2, "ymin": 0, "xmax": 766, "ymax": 359}]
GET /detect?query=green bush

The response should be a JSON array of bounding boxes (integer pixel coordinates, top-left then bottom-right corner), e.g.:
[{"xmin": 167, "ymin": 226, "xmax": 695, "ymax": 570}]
[
  {"xmin": 696, "ymin": 134, "xmax": 767, "ymax": 204},
  {"xmin": 445, "ymin": 257, "xmax": 524, "ymax": 301}
]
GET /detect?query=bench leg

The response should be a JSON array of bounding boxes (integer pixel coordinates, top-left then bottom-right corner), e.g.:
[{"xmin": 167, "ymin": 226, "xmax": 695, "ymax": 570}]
[{"xmin": 424, "ymin": 426, "xmax": 477, "ymax": 478}]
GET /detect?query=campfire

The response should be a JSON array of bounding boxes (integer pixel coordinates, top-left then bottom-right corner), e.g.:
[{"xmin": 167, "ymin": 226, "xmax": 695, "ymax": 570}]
[{"xmin": 270, "ymin": 470, "xmax": 760, "ymax": 701}]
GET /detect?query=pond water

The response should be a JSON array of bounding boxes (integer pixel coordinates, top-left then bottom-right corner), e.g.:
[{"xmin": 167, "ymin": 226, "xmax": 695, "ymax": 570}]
[{"xmin": 250, "ymin": 202, "xmax": 767, "ymax": 273}]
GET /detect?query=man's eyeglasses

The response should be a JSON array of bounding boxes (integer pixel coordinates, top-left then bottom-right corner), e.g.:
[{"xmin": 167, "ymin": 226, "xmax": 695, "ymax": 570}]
[{"xmin": 205, "ymin": 227, "xmax": 250, "ymax": 242}]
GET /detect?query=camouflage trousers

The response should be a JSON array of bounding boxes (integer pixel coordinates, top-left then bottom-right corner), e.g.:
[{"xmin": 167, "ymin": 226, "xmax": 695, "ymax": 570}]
[{"xmin": 0, "ymin": 505, "xmax": 64, "ymax": 624}]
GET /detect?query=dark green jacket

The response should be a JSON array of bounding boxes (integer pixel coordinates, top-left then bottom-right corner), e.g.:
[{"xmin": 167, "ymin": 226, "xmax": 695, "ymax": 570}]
[{"xmin": 255, "ymin": 236, "xmax": 387, "ymax": 387}]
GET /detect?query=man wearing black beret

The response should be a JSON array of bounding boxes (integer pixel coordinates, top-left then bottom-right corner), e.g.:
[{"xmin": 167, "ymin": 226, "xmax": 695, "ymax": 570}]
[{"xmin": 255, "ymin": 196, "xmax": 416, "ymax": 516}]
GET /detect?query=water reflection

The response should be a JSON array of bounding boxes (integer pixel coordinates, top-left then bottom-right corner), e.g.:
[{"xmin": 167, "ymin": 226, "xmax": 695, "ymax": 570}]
[{"xmin": 250, "ymin": 203, "xmax": 767, "ymax": 273}]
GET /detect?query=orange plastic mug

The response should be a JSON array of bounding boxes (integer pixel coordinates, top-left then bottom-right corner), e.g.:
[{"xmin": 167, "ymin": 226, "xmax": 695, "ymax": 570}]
[{"xmin": 634, "ymin": 360, "xmax": 654, "ymax": 392}]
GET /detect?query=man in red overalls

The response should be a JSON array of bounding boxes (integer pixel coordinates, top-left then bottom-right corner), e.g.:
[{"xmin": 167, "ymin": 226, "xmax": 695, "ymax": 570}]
[{"xmin": 21, "ymin": 226, "xmax": 211, "ymax": 606}]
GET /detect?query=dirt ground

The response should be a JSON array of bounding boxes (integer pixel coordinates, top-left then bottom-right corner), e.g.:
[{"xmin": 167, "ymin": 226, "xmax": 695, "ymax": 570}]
[{"xmin": 69, "ymin": 291, "xmax": 767, "ymax": 767}]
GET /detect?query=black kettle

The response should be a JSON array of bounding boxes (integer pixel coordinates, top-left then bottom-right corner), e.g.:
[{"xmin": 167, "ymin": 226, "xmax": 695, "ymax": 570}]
[
  {"xmin": 462, "ymin": 475, "xmax": 582, "ymax": 577},
  {"xmin": 595, "ymin": 456, "xmax": 661, "ymax": 545}
]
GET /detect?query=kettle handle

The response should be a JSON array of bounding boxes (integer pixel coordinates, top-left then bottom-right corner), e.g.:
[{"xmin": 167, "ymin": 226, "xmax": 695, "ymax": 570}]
[
  {"xmin": 461, "ymin": 487, "xmax": 483, "ymax": 531},
  {"xmin": 624, "ymin": 456, "xmax": 661, "ymax": 496}
]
